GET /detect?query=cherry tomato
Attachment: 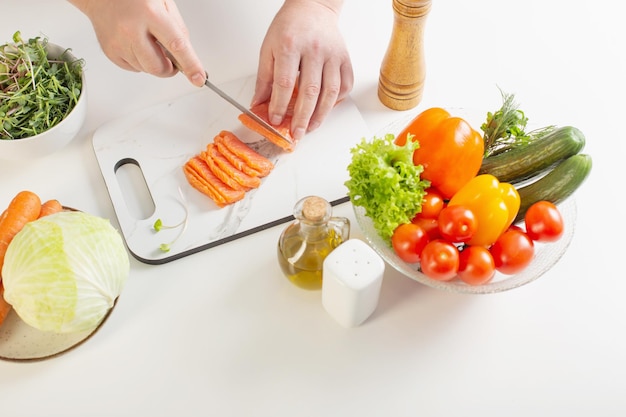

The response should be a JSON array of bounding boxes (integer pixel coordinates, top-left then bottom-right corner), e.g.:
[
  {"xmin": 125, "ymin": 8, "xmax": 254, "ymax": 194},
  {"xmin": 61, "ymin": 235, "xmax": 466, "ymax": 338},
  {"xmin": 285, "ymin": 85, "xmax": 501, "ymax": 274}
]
[
  {"xmin": 489, "ymin": 229, "xmax": 535, "ymax": 275},
  {"xmin": 458, "ymin": 246, "xmax": 496, "ymax": 286},
  {"xmin": 411, "ymin": 216, "xmax": 441, "ymax": 240},
  {"xmin": 420, "ymin": 239, "xmax": 459, "ymax": 281},
  {"xmin": 391, "ymin": 223, "xmax": 430, "ymax": 264},
  {"xmin": 415, "ymin": 187, "xmax": 446, "ymax": 220},
  {"xmin": 524, "ymin": 201, "xmax": 564, "ymax": 242},
  {"xmin": 437, "ymin": 205, "xmax": 477, "ymax": 243}
]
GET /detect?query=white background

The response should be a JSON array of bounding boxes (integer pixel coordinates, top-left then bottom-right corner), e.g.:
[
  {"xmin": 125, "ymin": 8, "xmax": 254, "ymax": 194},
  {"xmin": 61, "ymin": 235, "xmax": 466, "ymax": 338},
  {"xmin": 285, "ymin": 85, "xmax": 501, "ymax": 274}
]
[{"xmin": 1, "ymin": 0, "xmax": 625, "ymax": 415}]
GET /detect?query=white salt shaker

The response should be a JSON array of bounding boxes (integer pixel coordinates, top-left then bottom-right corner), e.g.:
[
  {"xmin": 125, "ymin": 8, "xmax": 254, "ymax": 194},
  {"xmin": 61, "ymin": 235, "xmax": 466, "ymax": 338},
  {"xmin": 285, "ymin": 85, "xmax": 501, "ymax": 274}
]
[{"xmin": 322, "ymin": 239, "xmax": 385, "ymax": 328}]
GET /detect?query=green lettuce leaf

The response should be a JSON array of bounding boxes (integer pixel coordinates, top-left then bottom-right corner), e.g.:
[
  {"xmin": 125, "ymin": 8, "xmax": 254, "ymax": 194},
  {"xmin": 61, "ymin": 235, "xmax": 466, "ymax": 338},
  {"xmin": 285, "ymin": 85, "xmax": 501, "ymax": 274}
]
[{"xmin": 345, "ymin": 134, "xmax": 430, "ymax": 244}]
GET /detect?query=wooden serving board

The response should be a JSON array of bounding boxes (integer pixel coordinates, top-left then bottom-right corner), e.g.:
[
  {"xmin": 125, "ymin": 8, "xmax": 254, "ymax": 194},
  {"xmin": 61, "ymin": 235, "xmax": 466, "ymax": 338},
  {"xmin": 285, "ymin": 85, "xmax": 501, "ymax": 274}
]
[{"xmin": 92, "ymin": 75, "xmax": 371, "ymax": 264}]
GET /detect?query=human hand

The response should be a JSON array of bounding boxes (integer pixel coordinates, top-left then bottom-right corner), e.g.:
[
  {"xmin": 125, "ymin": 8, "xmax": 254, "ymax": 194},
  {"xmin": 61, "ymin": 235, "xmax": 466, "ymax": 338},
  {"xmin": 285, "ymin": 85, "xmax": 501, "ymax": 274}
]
[
  {"xmin": 252, "ymin": 0, "xmax": 354, "ymax": 141},
  {"xmin": 68, "ymin": 0, "xmax": 206, "ymax": 86}
]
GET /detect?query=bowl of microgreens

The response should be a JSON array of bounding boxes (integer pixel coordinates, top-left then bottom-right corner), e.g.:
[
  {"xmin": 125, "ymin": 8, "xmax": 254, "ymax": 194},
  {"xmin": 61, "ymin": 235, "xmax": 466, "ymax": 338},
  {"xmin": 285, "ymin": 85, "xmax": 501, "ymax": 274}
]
[{"xmin": 0, "ymin": 31, "xmax": 86, "ymax": 160}]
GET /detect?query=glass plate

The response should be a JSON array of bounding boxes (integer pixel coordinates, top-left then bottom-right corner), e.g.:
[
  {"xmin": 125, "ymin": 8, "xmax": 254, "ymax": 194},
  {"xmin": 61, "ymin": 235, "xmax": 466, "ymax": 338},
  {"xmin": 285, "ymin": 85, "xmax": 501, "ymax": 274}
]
[{"xmin": 353, "ymin": 197, "xmax": 577, "ymax": 295}]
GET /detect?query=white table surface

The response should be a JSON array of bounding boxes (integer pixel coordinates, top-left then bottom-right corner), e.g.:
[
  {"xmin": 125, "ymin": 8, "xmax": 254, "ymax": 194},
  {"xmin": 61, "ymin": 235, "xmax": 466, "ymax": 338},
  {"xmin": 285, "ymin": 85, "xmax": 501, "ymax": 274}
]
[{"xmin": 2, "ymin": 0, "xmax": 625, "ymax": 415}]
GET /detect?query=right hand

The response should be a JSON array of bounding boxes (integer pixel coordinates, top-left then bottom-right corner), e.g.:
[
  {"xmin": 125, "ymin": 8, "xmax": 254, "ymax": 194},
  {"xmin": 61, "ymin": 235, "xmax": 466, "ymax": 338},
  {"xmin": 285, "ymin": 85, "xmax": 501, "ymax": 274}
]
[{"xmin": 68, "ymin": 0, "xmax": 206, "ymax": 86}]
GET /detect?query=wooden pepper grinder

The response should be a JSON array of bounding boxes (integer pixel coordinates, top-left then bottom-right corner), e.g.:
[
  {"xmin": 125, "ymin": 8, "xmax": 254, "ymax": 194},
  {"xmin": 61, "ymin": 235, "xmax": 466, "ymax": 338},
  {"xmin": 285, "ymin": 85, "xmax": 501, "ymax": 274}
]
[{"xmin": 378, "ymin": 0, "xmax": 432, "ymax": 110}]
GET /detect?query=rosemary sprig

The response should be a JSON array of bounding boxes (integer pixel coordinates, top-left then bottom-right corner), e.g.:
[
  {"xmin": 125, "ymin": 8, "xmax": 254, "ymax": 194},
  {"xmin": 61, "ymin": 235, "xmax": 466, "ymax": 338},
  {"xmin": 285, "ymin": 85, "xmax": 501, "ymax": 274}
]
[{"xmin": 481, "ymin": 88, "xmax": 555, "ymax": 157}]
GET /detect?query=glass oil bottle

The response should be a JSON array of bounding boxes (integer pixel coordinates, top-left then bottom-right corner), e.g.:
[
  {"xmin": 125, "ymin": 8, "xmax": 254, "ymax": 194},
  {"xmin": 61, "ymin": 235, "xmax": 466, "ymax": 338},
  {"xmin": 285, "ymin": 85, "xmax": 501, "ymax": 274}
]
[{"xmin": 277, "ymin": 196, "xmax": 350, "ymax": 290}]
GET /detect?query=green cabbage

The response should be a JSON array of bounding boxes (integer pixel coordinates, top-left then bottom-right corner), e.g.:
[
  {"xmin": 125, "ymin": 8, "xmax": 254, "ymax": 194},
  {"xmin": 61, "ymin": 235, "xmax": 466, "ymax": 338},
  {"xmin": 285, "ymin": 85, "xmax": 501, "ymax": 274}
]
[{"xmin": 2, "ymin": 211, "xmax": 129, "ymax": 333}]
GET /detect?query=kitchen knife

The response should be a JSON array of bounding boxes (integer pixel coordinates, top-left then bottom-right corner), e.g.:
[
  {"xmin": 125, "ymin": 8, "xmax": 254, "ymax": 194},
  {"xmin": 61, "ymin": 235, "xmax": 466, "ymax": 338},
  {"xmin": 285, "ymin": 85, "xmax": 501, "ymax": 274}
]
[{"xmin": 159, "ymin": 44, "xmax": 293, "ymax": 145}]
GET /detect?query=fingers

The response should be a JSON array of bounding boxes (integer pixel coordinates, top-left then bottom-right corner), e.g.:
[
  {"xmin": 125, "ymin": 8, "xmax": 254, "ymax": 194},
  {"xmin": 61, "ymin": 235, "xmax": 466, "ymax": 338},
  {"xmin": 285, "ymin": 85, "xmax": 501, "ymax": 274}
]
[
  {"xmin": 85, "ymin": 0, "xmax": 205, "ymax": 87},
  {"xmin": 266, "ymin": 55, "xmax": 353, "ymax": 142}
]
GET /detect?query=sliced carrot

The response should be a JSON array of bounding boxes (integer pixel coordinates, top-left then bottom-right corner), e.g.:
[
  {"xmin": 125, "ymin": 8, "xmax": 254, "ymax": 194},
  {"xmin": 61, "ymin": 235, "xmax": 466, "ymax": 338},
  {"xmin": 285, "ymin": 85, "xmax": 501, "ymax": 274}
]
[
  {"xmin": 0, "ymin": 190, "xmax": 42, "ymax": 271},
  {"xmin": 184, "ymin": 157, "xmax": 245, "ymax": 206},
  {"xmin": 0, "ymin": 282, "xmax": 11, "ymax": 327},
  {"xmin": 206, "ymin": 143, "xmax": 261, "ymax": 189},
  {"xmin": 200, "ymin": 149, "xmax": 248, "ymax": 192},
  {"xmin": 238, "ymin": 87, "xmax": 298, "ymax": 152},
  {"xmin": 238, "ymin": 107, "xmax": 295, "ymax": 152},
  {"xmin": 184, "ymin": 165, "xmax": 228, "ymax": 207},
  {"xmin": 39, "ymin": 199, "xmax": 64, "ymax": 218},
  {"xmin": 215, "ymin": 131, "xmax": 274, "ymax": 176},
  {"xmin": 214, "ymin": 139, "xmax": 264, "ymax": 178}
]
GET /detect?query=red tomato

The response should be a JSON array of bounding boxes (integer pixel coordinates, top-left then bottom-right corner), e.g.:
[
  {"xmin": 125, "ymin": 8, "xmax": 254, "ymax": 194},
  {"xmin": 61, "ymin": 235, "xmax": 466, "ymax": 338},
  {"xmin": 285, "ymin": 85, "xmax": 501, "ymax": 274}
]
[
  {"xmin": 415, "ymin": 187, "xmax": 446, "ymax": 220},
  {"xmin": 437, "ymin": 205, "xmax": 477, "ymax": 243},
  {"xmin": 391, "ymin": 223, "xmax": 430, "ymax": 264},
  {"xmin": 420, "ymin": 239, "xmax": 460, "ymax": 281},
  {"xmin": 458, "ymin": 246, "xmax": 496, "ymax": 286},
  {"xmin": 411, "ymin": 216, "xmax": 441, "ymax": 240},
  {"xmin": 524, "ymin": 201, "xmax": 564, "ymax": 242},
  {"xmin": 489, "ymin": 229, "xmax": 535, "ymax": 275}
]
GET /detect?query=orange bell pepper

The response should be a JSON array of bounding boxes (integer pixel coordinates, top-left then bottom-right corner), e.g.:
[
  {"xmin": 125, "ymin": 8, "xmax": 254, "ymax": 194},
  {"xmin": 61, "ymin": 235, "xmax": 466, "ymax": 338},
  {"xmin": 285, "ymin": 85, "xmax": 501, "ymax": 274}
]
[
  {"xmin": 396, "ymin": 107, "xmax": 484, "ymax": 199},
  {"xmin": 448, "ymin": 174, "xmax": 520, "ymax": 247}
]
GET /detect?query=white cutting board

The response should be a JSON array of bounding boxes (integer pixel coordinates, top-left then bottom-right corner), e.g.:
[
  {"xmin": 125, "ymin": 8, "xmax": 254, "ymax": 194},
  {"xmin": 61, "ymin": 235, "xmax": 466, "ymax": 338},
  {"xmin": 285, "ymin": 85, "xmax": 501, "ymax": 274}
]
[{"xmin": 92, "ymin": 75, "xmax": 371, "ymax": 264}]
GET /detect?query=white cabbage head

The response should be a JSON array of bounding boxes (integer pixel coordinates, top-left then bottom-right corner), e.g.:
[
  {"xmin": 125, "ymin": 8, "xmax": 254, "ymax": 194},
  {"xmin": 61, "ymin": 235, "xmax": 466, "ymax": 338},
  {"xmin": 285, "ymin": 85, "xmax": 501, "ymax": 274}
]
[{"xmin": 2, "ymin": 211, "xmax": 129, "ymax": 333}]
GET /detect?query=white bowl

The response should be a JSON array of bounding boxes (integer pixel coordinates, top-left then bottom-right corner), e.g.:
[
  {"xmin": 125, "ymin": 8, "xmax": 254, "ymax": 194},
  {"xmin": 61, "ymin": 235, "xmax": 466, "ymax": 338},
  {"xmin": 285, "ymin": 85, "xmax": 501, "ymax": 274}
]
[{"xmin": 0, "ymin": 42, "xmax": 87, "ymax": 160}]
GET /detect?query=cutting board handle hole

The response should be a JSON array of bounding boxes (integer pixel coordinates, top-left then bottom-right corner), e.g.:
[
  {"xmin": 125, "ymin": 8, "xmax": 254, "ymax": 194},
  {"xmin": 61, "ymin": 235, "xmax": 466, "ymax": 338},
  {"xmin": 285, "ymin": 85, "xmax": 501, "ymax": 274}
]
[{"xmin": 114, "ymin": 158, "xmax": 156, "ymax": 220}]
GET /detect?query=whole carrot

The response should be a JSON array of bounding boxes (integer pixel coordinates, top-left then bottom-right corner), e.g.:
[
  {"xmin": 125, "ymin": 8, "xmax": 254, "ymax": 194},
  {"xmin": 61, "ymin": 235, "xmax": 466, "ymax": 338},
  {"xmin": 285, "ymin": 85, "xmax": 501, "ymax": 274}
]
[
  {"xmin": 0, "ymin": 282, "xmax": 11, "ymax": 327},
  {"xmin": 0, "ymin": 190, "xmax": 42, "ymax": 271},
  {"xmin": 39, "ymin": 199, "xmax": 64, "ymax": 218}
]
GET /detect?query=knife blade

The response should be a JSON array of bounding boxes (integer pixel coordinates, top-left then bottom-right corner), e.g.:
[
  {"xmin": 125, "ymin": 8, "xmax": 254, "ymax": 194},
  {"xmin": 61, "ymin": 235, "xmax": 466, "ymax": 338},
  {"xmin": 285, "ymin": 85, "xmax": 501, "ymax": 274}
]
[
  {"xmin": 158, "ymin": 43, "xmax": 293, "ymax": 145},
  {"xmin": 202, "ymin": 79, "xmax": 293, "ymax": 145}
]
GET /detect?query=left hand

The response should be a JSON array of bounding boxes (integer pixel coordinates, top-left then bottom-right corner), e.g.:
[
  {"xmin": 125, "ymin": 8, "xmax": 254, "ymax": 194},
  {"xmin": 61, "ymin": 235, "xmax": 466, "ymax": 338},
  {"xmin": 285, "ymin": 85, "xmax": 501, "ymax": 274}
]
[{"xmin": 252, "ymin": 0, "xmax": 353, "ymax": 141}]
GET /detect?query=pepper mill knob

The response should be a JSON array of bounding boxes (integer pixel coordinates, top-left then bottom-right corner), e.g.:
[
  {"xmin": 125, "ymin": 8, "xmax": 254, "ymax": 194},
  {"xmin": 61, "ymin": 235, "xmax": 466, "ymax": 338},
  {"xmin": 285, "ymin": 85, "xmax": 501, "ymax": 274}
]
[{"xmin": 378, "ymin": 0, "xmax": 432, "ymax": 111}]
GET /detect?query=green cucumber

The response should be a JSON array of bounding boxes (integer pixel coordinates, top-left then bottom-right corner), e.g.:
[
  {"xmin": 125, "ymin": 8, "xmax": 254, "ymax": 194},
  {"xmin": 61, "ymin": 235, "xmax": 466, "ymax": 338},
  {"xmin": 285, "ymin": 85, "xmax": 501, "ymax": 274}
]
[
  {"xmin": 479, "ymin": 126, "xmax": 586, "ymax": 184},
  {"xmin": 514, "ymin": 153, "xmax": 592, "ymax": 224}
]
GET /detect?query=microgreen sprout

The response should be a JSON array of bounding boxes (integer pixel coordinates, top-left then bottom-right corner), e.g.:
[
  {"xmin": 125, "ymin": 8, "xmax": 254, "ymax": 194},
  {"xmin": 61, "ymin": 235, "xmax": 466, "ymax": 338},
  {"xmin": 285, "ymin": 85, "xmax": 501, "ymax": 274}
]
[
  {"xmin": 152, "ymin": 187, "xmax": 189, "ymax": 253},
  {"xmin": 1, "ymin": 31, "xmax": 84, "ymax": 140}
]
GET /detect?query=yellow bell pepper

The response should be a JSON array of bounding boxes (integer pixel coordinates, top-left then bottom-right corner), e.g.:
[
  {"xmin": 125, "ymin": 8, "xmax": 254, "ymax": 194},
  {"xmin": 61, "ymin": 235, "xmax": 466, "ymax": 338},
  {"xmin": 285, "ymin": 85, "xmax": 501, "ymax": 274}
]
[{"xmin": 447, "ymin": 174, "xmax": 520, "ymax": 247}]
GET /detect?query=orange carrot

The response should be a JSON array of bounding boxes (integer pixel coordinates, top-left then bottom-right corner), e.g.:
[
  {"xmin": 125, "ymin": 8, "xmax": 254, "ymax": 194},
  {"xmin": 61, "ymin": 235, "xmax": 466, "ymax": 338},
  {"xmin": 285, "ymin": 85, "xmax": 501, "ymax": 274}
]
[
  {"xmin": 206, "ymin": 143, "xmax": 261, "ymax": 189},
  {"xmin": 238, "ymin": 108, "xmax": 295, "ymax": 152},
  {"xmin": 0, "ymin": 282, "xmax": 11, "ymax": 327},
  {"xmin": 184, "ymin": 157, "xmax": 245, "ymax": 206},
  {"xmin": 215, "ymin": 131, "xmax": 275, "ymax": 176},
  {"xmin": 214, "ymin": 139, "xmax": 264, "ymax": 178},
  {"xmin": 238, "ymin": 87, "xmax": 297, "ymax": 152},
  {"xmin": 0, "ymin": 190, "xmax": 42, "ymax": 271},
  {"xmin": 39, "ymin": 199, "xmax": 64, "ymax": 218},
  {"xmin": 200, "ymin": 149, "xmax": 249, "ymax": 192}
]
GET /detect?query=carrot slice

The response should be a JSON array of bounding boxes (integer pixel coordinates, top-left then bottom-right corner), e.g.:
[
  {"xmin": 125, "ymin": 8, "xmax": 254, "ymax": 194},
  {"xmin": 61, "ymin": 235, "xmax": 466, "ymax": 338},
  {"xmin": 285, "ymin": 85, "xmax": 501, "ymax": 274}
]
[
  {"xmin": 214, "ymin": 139, "xmax": 264, "ymax": 178},
  {"xmin": 184, "ymin": 157, "xmax": 245, "ymax": 206},
  {"xmin": 0, "ymin": 282, "xmax": 11, "ymax": 327},
  {"xmin": 39, "ymin": 199, "xmax": 64, "ymax": 218},
  {"xmin": 206, "ymin": 143, "xmax": 261, "ymax": 189},
  {"xmin": 238, "ymin": 106, "xmax": 295, "ymax": 152},
  {"xmin": 200, "ymin": 149, "xmax": 249, "ymax": 192},
  {"xmin": 215, "ymin": 131, "xmax": 274, "ymax": 176},
  {"xmin": 238, "ymin": 87, "xmax": 298, "ymax": 152},
  {"xmin": 184, "ymin": 165, "xmax": 228, "ymax": 207},
  {"xmin": 0, "ymin": 190, "xmax": 41, "ymax": 271}
]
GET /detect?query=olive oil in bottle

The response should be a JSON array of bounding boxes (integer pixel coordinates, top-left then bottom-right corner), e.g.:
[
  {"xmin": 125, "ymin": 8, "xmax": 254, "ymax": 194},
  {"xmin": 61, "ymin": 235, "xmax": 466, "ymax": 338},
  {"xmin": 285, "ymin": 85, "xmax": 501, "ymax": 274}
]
[{"xmin": 277, "ymin": 196, "xmax": 350, "ymax": 290}]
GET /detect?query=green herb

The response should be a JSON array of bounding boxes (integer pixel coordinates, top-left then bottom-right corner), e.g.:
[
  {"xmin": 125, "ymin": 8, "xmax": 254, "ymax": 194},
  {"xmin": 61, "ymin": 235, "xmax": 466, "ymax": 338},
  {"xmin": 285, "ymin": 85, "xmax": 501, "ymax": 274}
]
[
  {"xmin": 1, "ymin": 31, "xmax": 84, "ymax": 140},
  {"xmin": 152, "ymin": 187, "xmax": 189, "ymax": 253},
  {"xmin": 481, "ymin": 88, "xmax": 555, "ymax": 157},
  {"xmin": 345, "ymin": 134, "xmax": 430, "ymax": 244}
]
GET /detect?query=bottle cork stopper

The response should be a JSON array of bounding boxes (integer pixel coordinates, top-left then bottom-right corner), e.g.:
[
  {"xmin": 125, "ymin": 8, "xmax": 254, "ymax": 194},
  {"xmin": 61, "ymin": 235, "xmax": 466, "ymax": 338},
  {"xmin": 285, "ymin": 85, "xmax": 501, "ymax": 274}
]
[{"xmin": 302, "ymin": 196, "xmax": 328, "ymax": 222}]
